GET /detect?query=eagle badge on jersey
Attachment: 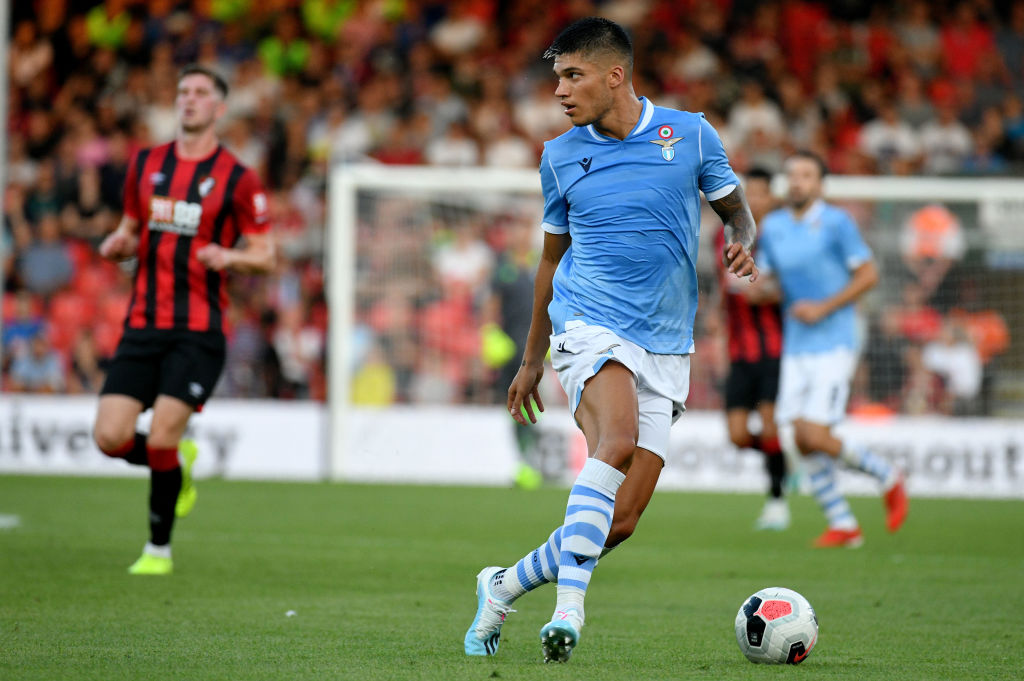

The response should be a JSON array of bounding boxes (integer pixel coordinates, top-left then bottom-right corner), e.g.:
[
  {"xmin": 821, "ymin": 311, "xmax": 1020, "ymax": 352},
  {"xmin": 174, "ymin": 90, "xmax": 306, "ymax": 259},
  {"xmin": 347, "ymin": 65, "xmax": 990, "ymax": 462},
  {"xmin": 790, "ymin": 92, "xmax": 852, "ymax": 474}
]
[{"xmin": 649, "ymin": 125, "xmax": 683, "ymax": 161}]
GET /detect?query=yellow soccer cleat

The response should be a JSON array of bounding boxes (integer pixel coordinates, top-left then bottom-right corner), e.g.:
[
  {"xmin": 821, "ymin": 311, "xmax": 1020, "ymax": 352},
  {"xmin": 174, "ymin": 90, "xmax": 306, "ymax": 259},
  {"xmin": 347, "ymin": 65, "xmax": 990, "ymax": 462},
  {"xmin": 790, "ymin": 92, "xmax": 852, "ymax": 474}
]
[
  {"xmin": 128, "ymin": 551, "xmax": 173, "ymax": 576},
  {"xmin": 175, "ymin": 439, "xmax": 199, "ymax": 518}
]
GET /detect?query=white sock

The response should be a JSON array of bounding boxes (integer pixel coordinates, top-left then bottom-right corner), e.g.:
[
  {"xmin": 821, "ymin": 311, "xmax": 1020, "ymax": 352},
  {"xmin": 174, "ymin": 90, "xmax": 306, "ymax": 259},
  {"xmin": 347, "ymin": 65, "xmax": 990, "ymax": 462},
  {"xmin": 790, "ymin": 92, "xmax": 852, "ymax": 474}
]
[{"xmin": 144, "ymin": 542, "xmax": 172, "ymax": 559}]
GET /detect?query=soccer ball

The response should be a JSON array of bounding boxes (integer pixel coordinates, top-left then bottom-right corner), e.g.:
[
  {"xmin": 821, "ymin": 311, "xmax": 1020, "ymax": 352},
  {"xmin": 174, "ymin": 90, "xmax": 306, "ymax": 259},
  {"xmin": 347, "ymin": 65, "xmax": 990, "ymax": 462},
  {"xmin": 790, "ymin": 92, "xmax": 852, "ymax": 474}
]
[{"xmin": 734, "ymin": 587, "xmax": 818, "ymax": 664}]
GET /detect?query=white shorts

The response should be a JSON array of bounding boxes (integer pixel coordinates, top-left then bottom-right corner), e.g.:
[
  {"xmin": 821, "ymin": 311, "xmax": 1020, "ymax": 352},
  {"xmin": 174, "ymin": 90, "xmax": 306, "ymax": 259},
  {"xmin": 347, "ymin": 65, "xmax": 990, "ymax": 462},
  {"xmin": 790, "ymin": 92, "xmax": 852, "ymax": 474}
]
[
  {"xmin": 775, "ymin": 348, "xmax": 856, "ymax": 426},
  {"xmin": 549, "ymin": 321, "xmax": 690, "ymax": 460}
]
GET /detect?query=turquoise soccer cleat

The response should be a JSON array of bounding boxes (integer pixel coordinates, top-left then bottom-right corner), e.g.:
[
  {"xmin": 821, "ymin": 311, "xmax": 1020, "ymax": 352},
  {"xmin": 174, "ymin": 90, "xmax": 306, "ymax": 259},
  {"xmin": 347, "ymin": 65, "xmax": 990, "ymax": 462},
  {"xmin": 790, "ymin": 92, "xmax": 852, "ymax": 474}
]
[
  {"xmin": 464, "ymin": 566, "xmax": 515, "ymax": 656},
  {"xmin": 540, "ymin": 609, "xmax": 582, "ymax": 663}
]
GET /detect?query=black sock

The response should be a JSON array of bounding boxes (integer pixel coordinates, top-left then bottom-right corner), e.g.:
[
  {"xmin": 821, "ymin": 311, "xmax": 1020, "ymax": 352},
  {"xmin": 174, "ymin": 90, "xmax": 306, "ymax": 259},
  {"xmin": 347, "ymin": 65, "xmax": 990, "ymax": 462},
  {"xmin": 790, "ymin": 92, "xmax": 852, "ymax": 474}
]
[
  {"xmin": 149, "ymin": 467, "xmax": 182, "ymax": 546},
  {"xmin": 766, "ymin": 454, "xmax": 786, "ymax": 499},
  {"xmin": 124, "ymin": 433, "xmax": 149, "ymax": 467}
]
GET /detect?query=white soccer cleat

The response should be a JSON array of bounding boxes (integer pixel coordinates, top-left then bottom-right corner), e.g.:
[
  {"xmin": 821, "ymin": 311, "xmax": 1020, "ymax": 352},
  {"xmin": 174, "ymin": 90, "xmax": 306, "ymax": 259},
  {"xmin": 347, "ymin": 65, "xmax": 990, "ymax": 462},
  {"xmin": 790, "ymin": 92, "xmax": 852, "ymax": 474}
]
[
  {"xmin": 464, "ymin": 567, "xmax": 516, "ymax": 656},
  {"xmin": 754, "ymin": 498, "xmax": 790, "ymax": 531},
  {"xmin": 540, "ymin": 608, "xmax": 583, "ymax": 663}
]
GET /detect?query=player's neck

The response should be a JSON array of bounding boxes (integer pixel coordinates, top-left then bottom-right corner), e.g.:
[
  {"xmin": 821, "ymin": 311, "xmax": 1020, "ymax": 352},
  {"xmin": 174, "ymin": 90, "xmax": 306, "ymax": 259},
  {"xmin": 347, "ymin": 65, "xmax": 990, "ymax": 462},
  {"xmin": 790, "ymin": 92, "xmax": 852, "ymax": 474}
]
[
  {"xmin": 176, "ymin": 129, "xmax": 219, "ymax": 160},
  {"xmin": 592, "ymin": 94, "xmax": 643, "ymax": 140}
]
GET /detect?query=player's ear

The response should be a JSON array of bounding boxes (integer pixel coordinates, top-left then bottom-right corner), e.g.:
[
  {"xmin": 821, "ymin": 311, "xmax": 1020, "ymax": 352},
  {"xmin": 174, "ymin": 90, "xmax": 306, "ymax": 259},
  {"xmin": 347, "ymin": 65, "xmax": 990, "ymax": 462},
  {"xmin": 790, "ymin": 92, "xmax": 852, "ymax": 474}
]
[{"xmin": 607, "ymin": 64, "xmax": 624, "ymax": 89}]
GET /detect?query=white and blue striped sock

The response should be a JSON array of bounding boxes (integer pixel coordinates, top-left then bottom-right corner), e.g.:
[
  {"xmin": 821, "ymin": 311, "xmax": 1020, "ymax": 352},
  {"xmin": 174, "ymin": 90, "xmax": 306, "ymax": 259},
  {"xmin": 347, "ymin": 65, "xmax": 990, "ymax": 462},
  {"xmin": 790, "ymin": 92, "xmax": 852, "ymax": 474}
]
[
  {"xmin": 805, "ymin": 453, "xmax": 858, "ymax": 530},
  {"xmin": 491, "ymin": 527, "xmax": 563, "ymax": 602},
  {"xmin": 839, "ymin": 443, "xmax": 894, "ymax": 484},
  {"xmin": 555, "ymin": 458, "xmax": 625, "ymax": 620}
]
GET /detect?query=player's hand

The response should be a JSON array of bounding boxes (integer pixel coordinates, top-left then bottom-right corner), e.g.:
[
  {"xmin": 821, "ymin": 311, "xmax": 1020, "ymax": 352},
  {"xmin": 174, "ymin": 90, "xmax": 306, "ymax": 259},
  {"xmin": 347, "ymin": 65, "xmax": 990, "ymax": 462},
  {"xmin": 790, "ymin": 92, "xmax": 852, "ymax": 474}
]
[
  {"xmin": 507, "ymin": 362, "xmax": 545, "ymax": 425},
  {"xmin": 790, "ymin": 300, "xmax": 830, "ymax": 324},
  {"xmin": 197, "ymin": 243, "xmax": 233, "ymax": 271},
  {"xmin": 98, "ymin": 230, "xmax": 138, "ymax": 261},
  {"xmin": 723, "ymin": 242, "xmax": 758, "ymax": 282}
]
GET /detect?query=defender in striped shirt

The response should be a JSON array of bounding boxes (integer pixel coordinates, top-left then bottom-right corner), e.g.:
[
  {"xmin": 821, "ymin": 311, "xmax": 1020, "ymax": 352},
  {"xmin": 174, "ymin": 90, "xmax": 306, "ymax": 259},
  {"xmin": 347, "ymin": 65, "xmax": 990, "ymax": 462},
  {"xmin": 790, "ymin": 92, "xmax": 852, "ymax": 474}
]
[{"xmin": 92, "ymin": 65, "xmax": 275, "ymax": 575}]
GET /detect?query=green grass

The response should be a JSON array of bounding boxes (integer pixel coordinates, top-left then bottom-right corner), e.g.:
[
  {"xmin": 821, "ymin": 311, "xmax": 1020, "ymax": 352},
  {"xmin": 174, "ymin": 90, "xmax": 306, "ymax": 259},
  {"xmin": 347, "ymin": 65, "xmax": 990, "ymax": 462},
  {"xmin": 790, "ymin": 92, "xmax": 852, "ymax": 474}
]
[{"xmin": 0, "ymin": 476, "xmax": 1021, "ymax": 680}]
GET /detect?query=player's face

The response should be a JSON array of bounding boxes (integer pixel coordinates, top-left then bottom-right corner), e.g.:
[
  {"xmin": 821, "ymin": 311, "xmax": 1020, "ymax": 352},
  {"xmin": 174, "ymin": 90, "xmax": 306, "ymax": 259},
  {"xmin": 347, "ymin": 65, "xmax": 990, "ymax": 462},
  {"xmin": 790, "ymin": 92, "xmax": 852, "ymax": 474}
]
[
  {"xmin": 784, "ymin": 157, "xmax": 823, "ymax": 210},
  {"xmin": 745, "ymin": 177, "xmax": 774, "ymax": 223},
  {"xmin": 176, "ymin": 74, "xmax": 225, "ymax": 134},
  {"xmin": 552, "ymin": 53, "xmax": 615, "ymax": 127}
]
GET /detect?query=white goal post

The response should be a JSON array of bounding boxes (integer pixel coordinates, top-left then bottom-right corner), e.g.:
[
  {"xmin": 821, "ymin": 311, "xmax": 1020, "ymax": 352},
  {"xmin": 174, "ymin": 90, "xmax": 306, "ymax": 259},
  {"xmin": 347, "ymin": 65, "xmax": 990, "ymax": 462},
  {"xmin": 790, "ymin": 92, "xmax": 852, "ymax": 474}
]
[{"xmin": 327, "ymin": 164, "xmax": 1024, "ymax": 481}]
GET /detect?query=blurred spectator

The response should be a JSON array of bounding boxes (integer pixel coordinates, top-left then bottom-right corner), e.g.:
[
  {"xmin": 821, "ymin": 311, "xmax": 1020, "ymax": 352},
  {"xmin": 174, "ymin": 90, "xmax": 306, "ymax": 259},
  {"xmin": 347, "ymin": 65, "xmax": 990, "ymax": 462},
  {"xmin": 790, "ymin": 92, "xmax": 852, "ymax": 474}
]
[
  {"xmin": 962, "ymin": 106, "xmax": 1011, "ymax": 174},
  {"xmin": 8, "ymin": 332, "xmax": 65, "ymax": 393},
  {"xmin": 919, "ymin": 99, "xmax": 973, "ymax": 175},
  {"xmin": 859, "ymin": 103, "xmax": 921, "ymax": 174},
  {"xmin": 258, "ymin": 11, "xmax": 311, "ymax": 77},
  {"xmin": 350, "ymin": 343, "xmax": 397, "ymax": 406},
  {"xmin": 922, "ymin": 319, "xmax": 982, "ymax": 416},
  {"xmin": 17, "ymin": 213, "xmax": 73, "ymax": 297},
  {"xmin": 940, "ymin": 1, "xmax": 995, "ymax": 81},
  {"xmin": 899, "ymin": 204, "xmax": 965, "ymax": 305},
  {"xmin": 10, "ymin": 20, "xmax": 54, "ymax": 91},
  {"xmin": 482, "ymin": 123, "xmax": 536, "ymax": 168},
  {"xmin": 897, "ymin": 1, "xmax": 941, "ymax": 78},
  {"xmin": 2, "ymin": 292, "xmax": 44, "ymax": 361},
  {"xmin": 895, "ymin": 72, "xmax": 934, "ymax": 128},
  {"xmin": 433, "ymin": 224, "xmax": 494, "ymax": 292},
  {"xmin": 273, "ymin": 303, "xmax": 324, "ymax": 399},
  {"xmin": 996, "ymin": 1, "xmax": 1024, "ymax": 95},
  {"xmin": 66, "ymin": 329, "xmax": 105, "ymax": 394},
  {"xmin": 425, "ymin": 119, "xmax": 480, "ymax": 166},
  {"xmin": 728, "ymin": 79, "xmax": 784, "ymax": 151}
]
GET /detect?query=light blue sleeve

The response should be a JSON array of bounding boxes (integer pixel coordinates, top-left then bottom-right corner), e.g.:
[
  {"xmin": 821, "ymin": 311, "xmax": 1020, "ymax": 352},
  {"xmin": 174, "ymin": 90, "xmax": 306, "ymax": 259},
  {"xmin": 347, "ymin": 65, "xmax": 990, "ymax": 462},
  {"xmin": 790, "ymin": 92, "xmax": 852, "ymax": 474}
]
[
  {"xmin": 698, "ymin": 114, "xmax": 739, "ymax": 201},
  {"xmin": 540, "ymin": 147, "xmax": 569, "ymax": 234},
  {"xmin": 754, "ymin": 221, "xmax": 775, "ymax": 275},
  {"xmin": 833, "ymin": 210, "xmax": 872, "ymax": 269}
]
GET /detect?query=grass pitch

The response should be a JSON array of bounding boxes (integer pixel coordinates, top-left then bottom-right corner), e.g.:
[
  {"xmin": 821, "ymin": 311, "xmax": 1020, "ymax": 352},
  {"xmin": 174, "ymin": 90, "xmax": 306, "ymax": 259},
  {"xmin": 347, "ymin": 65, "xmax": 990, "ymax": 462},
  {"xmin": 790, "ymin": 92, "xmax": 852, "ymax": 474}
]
[{"xmin": 1, "ymin": 476, "xmax": 1021, "ymax": 680}]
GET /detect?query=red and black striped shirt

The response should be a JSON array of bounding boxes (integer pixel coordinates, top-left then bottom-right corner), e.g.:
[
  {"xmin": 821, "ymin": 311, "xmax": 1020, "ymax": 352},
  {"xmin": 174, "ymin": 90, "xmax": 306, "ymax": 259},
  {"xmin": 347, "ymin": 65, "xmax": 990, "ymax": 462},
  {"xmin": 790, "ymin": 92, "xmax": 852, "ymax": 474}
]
[
  {"xmin": 715, "ymin": 228, "xmax": 782, "ymax": 363},
  {"xmin": 122, "ymin": 142, "xmax": 269, "ymax": 335}
]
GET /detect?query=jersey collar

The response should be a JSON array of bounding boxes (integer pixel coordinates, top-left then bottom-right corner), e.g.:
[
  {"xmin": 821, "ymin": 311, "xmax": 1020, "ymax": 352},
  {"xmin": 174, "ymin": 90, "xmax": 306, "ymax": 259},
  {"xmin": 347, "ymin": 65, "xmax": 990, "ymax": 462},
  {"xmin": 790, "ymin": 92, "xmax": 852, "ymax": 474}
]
[
  {"xmin": 789, "ymin": 198, "xmax": 826, "ymax": 225},
  {"xmin": 585, "ymin": 96, "xmax": 655, "ymax": 142}
]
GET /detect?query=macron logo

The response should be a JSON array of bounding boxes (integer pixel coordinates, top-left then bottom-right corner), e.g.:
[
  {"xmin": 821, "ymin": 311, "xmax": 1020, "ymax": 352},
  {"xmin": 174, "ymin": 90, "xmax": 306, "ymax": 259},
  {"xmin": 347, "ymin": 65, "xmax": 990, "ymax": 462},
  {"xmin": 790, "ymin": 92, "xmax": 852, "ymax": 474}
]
[{"xmin": 577, "ymin": 157, "xmax": 592, "ymax": 173}]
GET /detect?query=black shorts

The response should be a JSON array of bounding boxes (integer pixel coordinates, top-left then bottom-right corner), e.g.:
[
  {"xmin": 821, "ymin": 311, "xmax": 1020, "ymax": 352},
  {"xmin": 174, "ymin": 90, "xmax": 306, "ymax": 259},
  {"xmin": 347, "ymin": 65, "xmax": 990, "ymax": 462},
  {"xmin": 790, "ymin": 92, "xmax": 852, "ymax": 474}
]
[
  {"xmin": 725, "ymin": 358, "xmax": 780, "ymax": 411},
  {"xmin": 101, "ymin": 329, "xmax": 226, "ymax": 410}
]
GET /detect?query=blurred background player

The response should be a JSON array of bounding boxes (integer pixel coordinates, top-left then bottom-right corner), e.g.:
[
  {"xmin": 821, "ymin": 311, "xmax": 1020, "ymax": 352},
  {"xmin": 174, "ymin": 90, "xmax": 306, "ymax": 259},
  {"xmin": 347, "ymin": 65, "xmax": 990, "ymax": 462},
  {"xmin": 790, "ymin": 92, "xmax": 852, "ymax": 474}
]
[
  {"xmin": 755, "ymin": 151, "xmax": 908, "ymax": 548},
  {"xmin": 91, "ymin": 65, "xmax": 275, "ymax": 575},
  {"xmin": 483, "ymin": 215, "xmax": 544, "ymax": 489},
  {"xmin": 464, "ymin": 17, "xmax": 758, "ymax": 662},
  {"xmin": 715, "ymin": 168, "xmax": 787, "ymax": 530}
]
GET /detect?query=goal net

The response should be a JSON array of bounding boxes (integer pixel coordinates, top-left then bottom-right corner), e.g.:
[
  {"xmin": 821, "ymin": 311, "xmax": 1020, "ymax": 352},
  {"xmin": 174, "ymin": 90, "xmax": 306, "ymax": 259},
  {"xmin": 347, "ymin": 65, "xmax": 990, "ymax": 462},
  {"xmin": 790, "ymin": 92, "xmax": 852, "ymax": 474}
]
[{"xmin": 327, "ymin": 164, "xmax": 1024, "ymax": 482}]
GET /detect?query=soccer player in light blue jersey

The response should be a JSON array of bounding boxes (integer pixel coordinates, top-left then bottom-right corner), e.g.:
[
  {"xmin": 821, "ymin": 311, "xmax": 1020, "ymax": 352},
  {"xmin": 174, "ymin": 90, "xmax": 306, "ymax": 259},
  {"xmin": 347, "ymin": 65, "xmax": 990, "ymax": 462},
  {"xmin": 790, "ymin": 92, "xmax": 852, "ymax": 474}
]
[
  {"xmin": 463, "ymin": 17, "xmax": 759, "ymax": 663},
  {"xmin": 754, "ymin": 151, "xmax": 908, "ymax": 548}
]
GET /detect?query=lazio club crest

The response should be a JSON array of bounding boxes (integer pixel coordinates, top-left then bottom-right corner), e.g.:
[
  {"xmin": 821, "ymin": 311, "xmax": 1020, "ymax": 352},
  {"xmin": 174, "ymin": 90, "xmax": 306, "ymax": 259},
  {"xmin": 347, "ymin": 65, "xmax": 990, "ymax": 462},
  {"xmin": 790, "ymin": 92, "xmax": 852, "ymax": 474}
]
[{"xmin": 649, "ymin": 125, "xmax": 683, "ymax": 161}]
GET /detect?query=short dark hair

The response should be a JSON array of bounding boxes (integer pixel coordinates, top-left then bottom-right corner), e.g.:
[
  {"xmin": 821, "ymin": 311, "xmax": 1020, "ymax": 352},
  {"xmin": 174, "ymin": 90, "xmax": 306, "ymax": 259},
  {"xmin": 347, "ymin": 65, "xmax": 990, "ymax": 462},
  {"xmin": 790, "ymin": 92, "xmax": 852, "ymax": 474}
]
[
  {"xmin": 787, "ymin": 150, "xmax": 828, "ymax": 178},
  {"xmin": 543, "ymin": 17, "xmax": 633, "ymax": 74},
  {"xmin": 178, "ymin": 64, "xmax": 229, "ymax": 98},
  {"xmin": 746, "ymin": 167, "xmax": 773, "ymax": 184}
]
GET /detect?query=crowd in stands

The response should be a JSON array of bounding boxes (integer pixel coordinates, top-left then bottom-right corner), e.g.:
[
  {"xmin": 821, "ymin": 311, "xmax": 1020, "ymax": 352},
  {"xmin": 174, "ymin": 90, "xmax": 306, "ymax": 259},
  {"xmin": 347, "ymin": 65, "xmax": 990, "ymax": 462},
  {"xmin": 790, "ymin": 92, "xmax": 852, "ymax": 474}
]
[{"xmin": 3, "ymin": 0, "xmax": 1021, "ymax": 415}]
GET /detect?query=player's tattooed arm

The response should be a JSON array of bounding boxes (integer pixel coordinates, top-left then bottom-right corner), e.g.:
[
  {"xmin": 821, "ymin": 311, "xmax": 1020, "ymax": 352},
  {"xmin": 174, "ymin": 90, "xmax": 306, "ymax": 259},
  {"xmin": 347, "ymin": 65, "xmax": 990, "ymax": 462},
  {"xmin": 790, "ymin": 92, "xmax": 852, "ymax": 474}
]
[{"xmin": 711, "ymin": 185, "xmax": 758, "ymax": 281}]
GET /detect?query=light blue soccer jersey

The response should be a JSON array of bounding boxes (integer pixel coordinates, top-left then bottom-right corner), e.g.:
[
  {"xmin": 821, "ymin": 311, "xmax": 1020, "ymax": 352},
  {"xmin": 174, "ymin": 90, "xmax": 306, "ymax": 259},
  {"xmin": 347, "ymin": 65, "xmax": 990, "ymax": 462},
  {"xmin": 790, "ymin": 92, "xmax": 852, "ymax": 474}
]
[
  {"xmin": 756, "ymin": 200, "xmax": 873, "ymax": 354},
  {"xmin": 541, "ymin": 97, "xmax": 738, "ymax": 354}
]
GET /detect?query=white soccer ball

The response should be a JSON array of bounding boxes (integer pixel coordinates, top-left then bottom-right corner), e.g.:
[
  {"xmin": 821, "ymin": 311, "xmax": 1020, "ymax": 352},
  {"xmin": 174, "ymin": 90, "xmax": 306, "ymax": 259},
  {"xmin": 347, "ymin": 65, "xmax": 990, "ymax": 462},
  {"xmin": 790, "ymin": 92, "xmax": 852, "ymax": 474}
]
[{"xmin": 734, "ymin": 587, "xmax": 818, "ymax": 664}]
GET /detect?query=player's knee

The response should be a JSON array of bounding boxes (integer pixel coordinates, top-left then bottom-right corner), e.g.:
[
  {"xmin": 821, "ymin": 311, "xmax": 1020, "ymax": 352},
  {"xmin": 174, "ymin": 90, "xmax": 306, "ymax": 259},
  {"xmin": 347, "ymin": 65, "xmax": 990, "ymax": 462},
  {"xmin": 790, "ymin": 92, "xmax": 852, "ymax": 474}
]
[
  {"xmin": 728, "ymin": 427, "xmax": 753, "ymax": 449},
  {"xmin": 793, "ymin": 424, "xmax": 824, "ymax": 454},
  {"xmin": 93, "ymin": 423, "xmax": 134, "ymax": 456},
  {"xmin": 594, "ymin": 435, "xmax": 637, "ymax": 471}
]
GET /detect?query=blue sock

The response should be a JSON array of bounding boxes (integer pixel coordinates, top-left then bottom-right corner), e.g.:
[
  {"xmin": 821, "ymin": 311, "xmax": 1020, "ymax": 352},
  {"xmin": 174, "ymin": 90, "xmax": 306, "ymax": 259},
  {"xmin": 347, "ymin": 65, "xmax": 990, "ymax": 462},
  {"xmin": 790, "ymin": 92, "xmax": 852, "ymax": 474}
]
[
  {"xmin": 555, "ymin": 458, "xmax": 624, "ymax": 620},
  {"xmin": 806, "ymin": 454, "xmax": 858, "ymax": 530},
  {"xmin": 840, "ymin": 443, "xmax": 893, "ymax": 484}
]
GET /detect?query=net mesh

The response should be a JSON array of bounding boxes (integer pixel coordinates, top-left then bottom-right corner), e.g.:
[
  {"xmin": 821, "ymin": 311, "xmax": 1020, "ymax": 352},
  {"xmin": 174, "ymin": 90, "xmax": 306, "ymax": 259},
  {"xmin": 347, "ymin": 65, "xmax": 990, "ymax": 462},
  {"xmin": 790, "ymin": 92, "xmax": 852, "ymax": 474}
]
[{"xmin": 342, "ymin": 171, "xmax": 1024, "ymax": 417}]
